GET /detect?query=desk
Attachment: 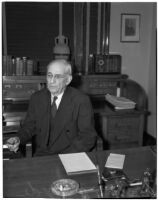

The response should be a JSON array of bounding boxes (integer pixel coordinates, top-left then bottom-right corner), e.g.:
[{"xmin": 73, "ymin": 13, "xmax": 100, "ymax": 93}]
[
  {"xmin": 3, "ymin": 146, "xmax": 156, "ymax": 198},
  {"xmin": 93, "ymin": 99, "xmax": 147, "ymax": 150}
]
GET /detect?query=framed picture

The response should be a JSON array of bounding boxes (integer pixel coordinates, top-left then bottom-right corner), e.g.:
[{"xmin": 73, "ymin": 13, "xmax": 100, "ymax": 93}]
[{"xmin": 121, "ymin": 14, "xmax": 140, "ymax": 42}]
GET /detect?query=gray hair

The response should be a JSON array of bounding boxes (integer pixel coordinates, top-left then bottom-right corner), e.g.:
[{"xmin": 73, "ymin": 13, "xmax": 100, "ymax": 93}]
[{"xmin": 47, "ymin": 59, "xmax": 72, "ymax": 75}]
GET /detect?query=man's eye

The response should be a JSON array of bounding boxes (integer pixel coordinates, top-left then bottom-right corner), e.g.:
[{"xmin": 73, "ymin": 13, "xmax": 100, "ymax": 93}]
[
  {"xmin": 47, "ymin": 74, "xmax": 65, "ymax": 79},
  {"xmin": 47, "ymin": 74, "xmax": 52, "ymax": 78}
]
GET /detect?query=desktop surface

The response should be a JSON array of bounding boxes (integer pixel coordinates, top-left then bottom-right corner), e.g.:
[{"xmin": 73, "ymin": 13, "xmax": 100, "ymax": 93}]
[{"xmin": 3, "ymin": 146, "xmax": 156, "ymax": 198}]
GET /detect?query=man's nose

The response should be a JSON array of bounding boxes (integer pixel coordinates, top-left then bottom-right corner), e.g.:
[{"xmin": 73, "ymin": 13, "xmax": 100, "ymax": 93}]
[{"xmin": 50, "ymin": 76, "xmax": 56, "ymax": 83}]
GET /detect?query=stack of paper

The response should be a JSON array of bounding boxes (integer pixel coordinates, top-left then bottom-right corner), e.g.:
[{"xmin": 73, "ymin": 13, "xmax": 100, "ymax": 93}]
[
  {"xmin": 105, "ymin": 94, "xmax": 136, "ymax": 110},
  {"xmin": 59, "ymin": 152, "xmax": 97, "ymax": 175}
]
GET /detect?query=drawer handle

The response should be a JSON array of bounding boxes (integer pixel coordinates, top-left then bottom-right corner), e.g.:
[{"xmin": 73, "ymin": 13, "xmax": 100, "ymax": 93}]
[
  {"xmin": 16, "ymin": 84, "xmax": 22, "ymax": 89},
  {"xmin": 28, "ymin": 90, "xmax": 35, "ymax": 94},
  {"xmin": 4, "ymin": 84, "xmax": 11, "ymax": 88}
]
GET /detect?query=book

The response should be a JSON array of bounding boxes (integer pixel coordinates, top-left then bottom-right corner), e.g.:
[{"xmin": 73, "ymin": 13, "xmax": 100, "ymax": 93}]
[
  {"xmin": 59, "ymin": 152, "xmax": 97, "ymax": 175},
  {"xmin": 105, "ymin": 94, "xmax": 136, "ymax": 110}
]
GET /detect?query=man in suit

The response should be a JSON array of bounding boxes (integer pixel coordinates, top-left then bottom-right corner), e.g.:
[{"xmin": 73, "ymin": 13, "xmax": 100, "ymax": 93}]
[{"xmin": 7, "ymin": 59, "xmax": 97, "ymax": 156}]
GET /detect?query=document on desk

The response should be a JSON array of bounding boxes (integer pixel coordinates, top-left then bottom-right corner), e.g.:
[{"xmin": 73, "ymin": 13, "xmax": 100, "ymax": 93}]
[
  {"xmin": 59, "ymin": 152, "xmax": 97, "ymax": 175},
  {"xmin": 105, "ymin": 153, "xmax": 125, "ymax": 169}
]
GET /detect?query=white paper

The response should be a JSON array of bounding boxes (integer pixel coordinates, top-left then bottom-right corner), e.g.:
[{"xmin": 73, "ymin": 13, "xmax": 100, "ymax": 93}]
[
  {"xmin": 105, "ymin": 153, "xmax": 125, "ymax": 169},
  {"xmin": 59, "ymin": 152, "xmax": 97, "ymax": 174}
]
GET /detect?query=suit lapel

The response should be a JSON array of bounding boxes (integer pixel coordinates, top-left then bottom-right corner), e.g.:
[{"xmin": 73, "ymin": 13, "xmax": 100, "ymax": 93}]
[{"xmin": 52, "ymin": 87, "xmax": 73, "ymax": 142}]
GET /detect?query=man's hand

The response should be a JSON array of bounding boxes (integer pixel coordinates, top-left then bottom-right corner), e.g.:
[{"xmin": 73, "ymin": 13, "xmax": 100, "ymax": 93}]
[{"xmin": 6, "ymin": 137, "xmax": 20, "ymax": 153}]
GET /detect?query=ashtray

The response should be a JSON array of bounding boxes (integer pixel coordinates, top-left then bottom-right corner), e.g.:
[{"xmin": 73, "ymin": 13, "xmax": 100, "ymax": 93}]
[{"xmin": 51, "ymin": 179, "xmax": 79, "ymax": 197}]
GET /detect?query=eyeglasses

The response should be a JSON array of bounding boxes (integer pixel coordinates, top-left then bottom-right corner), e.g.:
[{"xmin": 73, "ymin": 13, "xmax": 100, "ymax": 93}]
[{"xmin": 47, "ymin": 73, "xmax": 66, "ymax": 80}]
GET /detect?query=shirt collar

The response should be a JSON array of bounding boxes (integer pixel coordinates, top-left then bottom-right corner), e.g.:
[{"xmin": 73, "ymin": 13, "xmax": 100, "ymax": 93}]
[{"xmin": 51, "ymin": 90, "xmax": 64, "ymax": 104}]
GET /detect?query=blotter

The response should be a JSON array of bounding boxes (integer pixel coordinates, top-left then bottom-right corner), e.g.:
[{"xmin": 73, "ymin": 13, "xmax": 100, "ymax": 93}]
[
  {"xmin": 105, "ymin": 153, "xmax": 125, "ymax": 169},
  {"xmin": 59, "ymin": 152, "xmax": 97, "ymax": 175}
]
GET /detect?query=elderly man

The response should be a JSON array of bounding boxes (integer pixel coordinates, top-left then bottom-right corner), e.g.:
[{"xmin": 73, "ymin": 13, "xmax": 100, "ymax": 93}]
[{"xmin": 7, "ymin": 59, "xmax": 97, "ymax": 156}]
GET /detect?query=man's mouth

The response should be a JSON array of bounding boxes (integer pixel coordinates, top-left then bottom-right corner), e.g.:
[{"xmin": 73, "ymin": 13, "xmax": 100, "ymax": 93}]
[{"xmin": 49, "ymin": 85, "xmax": 56, "ymax": 88}]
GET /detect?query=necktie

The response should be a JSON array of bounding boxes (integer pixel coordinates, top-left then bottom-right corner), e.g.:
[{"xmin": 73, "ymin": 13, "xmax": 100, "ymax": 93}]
[
  {"xmin": 47, "ymin": 96, "xmax": 58, "ymax": 146},
  {"xmin": 51, "ymin": 96, "xmax": 58, "ymax": 118}
]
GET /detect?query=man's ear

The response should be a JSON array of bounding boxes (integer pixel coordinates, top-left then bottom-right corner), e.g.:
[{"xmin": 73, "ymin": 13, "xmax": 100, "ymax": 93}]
[{"xmin": 66, "ymin": 75, "xmax": 72, "ymax": 85}]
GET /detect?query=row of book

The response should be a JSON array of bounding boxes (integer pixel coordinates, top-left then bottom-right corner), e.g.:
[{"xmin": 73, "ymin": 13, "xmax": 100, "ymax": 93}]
[
  {"xmin": 2, "ymin": 55, "xmax": 38, "ymax": 76},
  {"xmin": 88, "ymin": 54, "xmax": 121, "ymax": 74}
]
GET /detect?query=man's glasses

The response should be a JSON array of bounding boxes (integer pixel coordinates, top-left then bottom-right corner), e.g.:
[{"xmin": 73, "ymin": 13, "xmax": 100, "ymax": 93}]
[{"xmin": 47, "ymin": 73, "xmax": 66, "ymax": 80}]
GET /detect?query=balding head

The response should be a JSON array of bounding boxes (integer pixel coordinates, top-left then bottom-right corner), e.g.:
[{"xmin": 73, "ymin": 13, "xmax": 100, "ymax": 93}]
[
  {"xmin": 47, "ymin": 59, "xmax": 72, "ymax": 75},
  {"xmin": 46, "ymin": 59, "xmax": 72, "ymax": 96}
]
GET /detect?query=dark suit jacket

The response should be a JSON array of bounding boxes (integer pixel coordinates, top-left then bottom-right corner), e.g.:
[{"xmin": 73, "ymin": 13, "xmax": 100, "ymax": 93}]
[{"xmin": 18, "ymin": 86, "xmax": 97, "ymax": 156}]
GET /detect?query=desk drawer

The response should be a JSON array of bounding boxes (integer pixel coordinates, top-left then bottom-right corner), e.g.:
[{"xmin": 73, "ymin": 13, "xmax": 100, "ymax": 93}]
[
  {"xmin": 108, "ymin": 116, "xmax": 140, "ymax": 133},
  {"xmin": 106, "ymin": 116, "xmax": 140, "ymax": 144},
  {"xmin": 108, "ymin": 133, "xmax": 138, "ymax": 144}
]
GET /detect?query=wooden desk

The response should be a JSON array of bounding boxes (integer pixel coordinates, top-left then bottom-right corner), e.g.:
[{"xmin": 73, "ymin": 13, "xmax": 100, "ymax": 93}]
[
  {"xmin": 3, "ymin": 146, "xmax": 156, "ymax": 198},
  {"xmin": 93, "ymin": 102, "xmax": 146, "ymax": 150}
]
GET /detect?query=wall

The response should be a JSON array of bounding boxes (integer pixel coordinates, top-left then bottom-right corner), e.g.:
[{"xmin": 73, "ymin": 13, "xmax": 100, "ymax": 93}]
[
  {"xmin": 147, "ymin": 5, "xmax": 157, "ymax": 138},
  {"xmin": 110, "ymin": 2, "xmax": 156, "ymax": 137}
]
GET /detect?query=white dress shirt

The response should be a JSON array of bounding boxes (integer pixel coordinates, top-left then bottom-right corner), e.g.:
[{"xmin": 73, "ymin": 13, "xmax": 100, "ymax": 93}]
[{"xmin": 51, "ymin": 91, "xmax": 64, "ymax": 109}]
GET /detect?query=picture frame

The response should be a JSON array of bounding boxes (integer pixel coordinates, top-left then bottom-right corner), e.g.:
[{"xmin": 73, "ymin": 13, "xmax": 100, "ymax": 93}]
[{"xmin": 121, "ymin": 14, "xmax": 140, "ymax": 42}]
